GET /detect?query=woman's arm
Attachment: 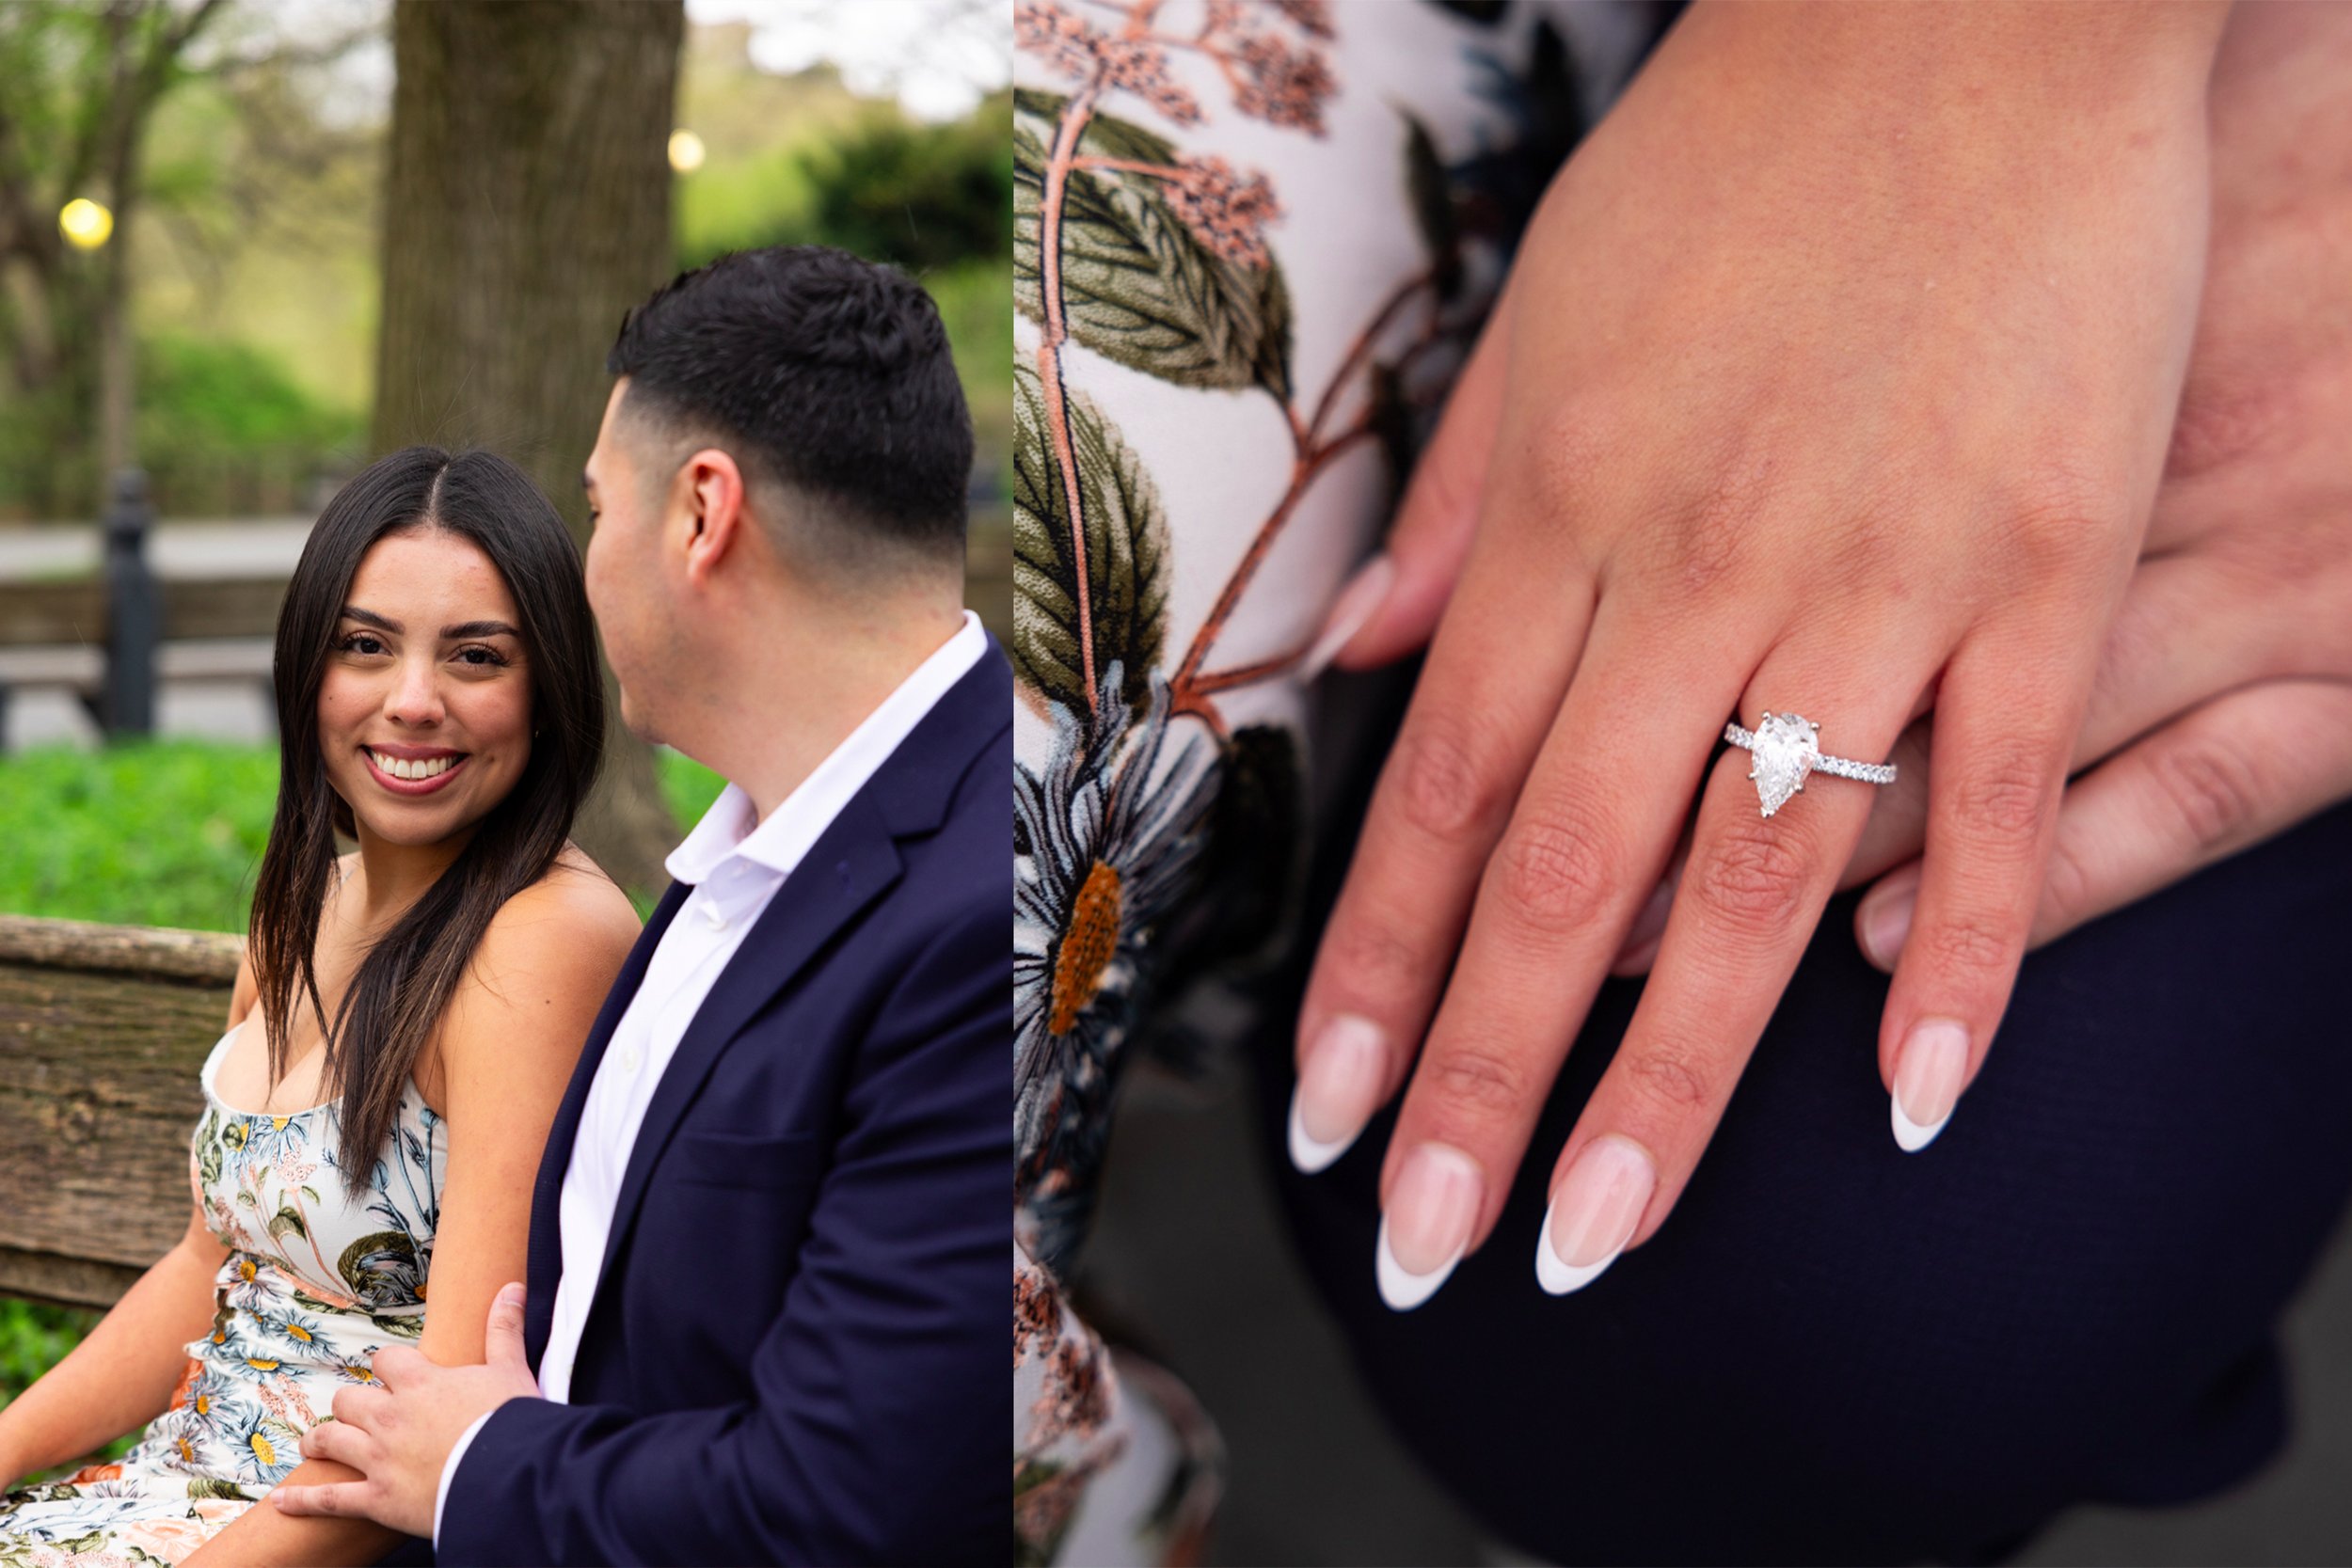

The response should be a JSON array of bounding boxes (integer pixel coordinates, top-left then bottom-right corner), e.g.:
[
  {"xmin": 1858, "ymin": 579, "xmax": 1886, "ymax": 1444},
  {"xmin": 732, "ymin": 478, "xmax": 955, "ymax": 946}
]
[
  {"xmin": 0, "ymin": 1200, "xmax": 229, "ymax": 1489},
  {"xmin": 182, "ymin": 870, "xmax": 639, "ymax": 1567},
  {"xmin": 0, "ymin": 955, "xmax": 266, "ymax": 1488}
]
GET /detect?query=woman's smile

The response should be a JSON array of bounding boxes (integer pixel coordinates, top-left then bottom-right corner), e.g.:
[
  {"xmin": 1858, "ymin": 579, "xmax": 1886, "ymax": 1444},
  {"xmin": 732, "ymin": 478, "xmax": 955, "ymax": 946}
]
[{"xmin": 360, "ymin": 744, "xmax": 472, "ymax": 797}]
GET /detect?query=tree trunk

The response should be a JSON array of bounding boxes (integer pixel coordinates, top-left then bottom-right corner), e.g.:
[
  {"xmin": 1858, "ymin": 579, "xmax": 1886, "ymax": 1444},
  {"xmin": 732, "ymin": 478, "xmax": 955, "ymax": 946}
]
[{"xmin": 373, "ymin": 0, "xmax": 686, "ymax": 897}]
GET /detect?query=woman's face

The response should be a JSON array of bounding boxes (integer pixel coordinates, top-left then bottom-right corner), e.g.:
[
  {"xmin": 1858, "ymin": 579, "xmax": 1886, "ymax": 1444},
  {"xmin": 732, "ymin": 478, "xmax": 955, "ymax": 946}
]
[{"xmin": 317, "ymin": 527, "xmax": 533, "ymax": 849}]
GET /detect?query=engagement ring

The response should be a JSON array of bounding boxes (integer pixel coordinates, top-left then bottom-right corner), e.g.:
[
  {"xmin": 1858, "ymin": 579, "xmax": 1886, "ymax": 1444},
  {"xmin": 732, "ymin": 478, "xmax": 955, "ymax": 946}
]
[{"xmin": 1724, "ymin": 711, "xmax": 1898, "ymax": 818}]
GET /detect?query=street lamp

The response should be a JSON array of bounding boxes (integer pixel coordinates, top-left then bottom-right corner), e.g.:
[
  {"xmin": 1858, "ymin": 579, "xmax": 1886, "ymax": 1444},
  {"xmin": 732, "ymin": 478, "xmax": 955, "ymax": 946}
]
[
  {"xmin": 667, "ymin": 129, "xmax": 706, "ymax": 174},
  {"xmin": 58, "ymin": 198, "xmax": 114, "ymax": 249}
]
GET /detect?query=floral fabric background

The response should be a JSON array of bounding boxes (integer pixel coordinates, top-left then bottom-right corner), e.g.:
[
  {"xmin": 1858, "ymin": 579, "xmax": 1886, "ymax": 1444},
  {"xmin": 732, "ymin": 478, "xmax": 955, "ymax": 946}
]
[
  {"xmin": 1010, "ymin": 2, "xmax": 1664, "ymax": 1562},
  {"xmin": 0, "ymin": 1027, "xmax": 445, "ymax": 1567}
]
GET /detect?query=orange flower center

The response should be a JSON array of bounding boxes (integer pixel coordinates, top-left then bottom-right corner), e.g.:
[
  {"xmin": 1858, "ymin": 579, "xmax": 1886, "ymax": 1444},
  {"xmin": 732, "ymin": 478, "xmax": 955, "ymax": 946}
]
[{"xmin": 1048, "ymin": 860, "xmax": 1121, "ymax": 1036}]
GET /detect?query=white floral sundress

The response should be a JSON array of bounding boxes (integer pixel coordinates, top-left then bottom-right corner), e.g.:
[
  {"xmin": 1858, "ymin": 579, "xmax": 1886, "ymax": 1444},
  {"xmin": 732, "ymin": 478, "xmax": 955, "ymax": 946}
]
[{"xmin": 0, "ymin": 1028, "xmax": 446, "ymax": 1567}]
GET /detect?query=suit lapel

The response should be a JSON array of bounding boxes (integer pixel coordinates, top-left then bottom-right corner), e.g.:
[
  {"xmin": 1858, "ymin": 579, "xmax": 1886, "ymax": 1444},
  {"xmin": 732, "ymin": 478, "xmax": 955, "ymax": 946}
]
[
  {"xmin": 523, "ymin": 879, "xmax": 689, "ymax": 1370},
  {"xmin": 580, "ymin": 797, "xmax": 905, "ymax": 1323}
]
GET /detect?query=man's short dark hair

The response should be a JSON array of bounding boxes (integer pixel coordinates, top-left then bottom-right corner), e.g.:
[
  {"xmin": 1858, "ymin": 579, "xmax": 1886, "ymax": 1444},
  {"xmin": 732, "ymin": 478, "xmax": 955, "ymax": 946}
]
[{"xmin": 606, "ymin": 245, "xmax": 973, "ymax": 564}]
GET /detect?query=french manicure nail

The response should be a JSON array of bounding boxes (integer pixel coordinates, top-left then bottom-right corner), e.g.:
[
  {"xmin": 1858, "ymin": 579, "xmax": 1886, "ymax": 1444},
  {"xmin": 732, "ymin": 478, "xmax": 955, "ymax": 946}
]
[
  {"xmin": 1289, "ymin": 1014, "xmax": 1387, "ymax": 1174},
  {"xmin": 1891, "ymin": 1019, "xmax": 1969, "ymax": 1152},
  {"xmin": 1535, "ymin": 1134, "xmax": 1656, "ymax": 1295},
  {"xmin": 1860, "ymin": 875, "xmax": 1919, "ymax": 970},
  {"xmin": 1610, "ymin": 877, "xmax": 1676, "ymax": 975},
  {"xmin": 1301, "ymin": 555, "xmax": 1396, "ymax": 680},
  {"xmin": 1375, "ymin": 1142, "xmax": 1483, "ymax": 1311}
]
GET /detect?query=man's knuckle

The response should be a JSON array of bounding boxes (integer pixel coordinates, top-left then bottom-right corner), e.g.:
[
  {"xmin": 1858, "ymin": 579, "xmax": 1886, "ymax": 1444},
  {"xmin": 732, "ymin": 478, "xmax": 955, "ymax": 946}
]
[
  {"xmin": 2152, "ymin": 739, "xmax": 2263, "ymax": 852},
  {"xmin": 1423, "ymin": 1043, "xmax": 1531, "ymax": 1121}
]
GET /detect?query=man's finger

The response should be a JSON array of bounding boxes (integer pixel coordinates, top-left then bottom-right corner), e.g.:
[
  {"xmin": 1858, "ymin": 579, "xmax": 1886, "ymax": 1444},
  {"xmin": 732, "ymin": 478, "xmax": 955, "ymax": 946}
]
[
  {"xmin": 273, "ymin": 1481, "xmax": 368, "ymax": 1518},
  {"xmin": 371, "ymin": 1344, "xmax": 424, "ymax": 1391},
  {"xmin": 329, "ymin": 1383, "xmax": 392, "ymax": 1431},
  {"xmin": 298, "ymin": 1416, "xmax": 370, "ymax": 1470},
  {"xmin": 485, "ymin": 1282, "xmax": 531, "ymax": 1378},
  {"xmin": 1862, "ymin": 679, "xmax": 2352, "ymax": 961}
]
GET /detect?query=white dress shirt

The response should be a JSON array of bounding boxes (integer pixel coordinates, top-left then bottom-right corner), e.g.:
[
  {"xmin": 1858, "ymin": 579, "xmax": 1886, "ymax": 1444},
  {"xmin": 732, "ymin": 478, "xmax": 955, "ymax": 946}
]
[{"xmin": 432, "ymin": 611, "xmax": 987, "ymax": 1546}]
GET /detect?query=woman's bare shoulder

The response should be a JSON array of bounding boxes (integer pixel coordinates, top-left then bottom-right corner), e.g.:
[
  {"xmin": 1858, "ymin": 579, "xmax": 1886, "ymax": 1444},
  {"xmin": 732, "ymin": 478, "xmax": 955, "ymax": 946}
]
[
  {"xmin": 467, "ymin": 846, "xmax": 642, "ymax": 988},
  {"xmin": 430, "ymin": 850, "xmax": 642, "ymax": 1101}
]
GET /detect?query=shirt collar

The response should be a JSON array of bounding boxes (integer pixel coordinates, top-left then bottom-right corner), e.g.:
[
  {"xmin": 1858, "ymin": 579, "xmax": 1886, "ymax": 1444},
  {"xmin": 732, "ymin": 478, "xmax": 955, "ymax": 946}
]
[{"xmin": 661, "ymin": 610, "xmax": 989, "ymax": 888}]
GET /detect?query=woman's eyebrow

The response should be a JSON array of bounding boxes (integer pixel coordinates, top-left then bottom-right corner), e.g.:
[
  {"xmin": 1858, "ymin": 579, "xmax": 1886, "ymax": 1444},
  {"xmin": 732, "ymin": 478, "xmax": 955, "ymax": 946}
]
[{"xmin": 440, "ymin": 619, "xmax": 520, "ymax": 640}]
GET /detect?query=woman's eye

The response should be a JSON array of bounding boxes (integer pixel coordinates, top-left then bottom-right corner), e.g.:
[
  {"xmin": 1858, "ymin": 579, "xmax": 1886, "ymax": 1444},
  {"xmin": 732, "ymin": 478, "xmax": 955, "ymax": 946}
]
[
  {"xmin": 454, "ymin": 645, "xmax": 508, "ymax": 668},
  {"xmin": 341, "ymin": 633, "xmax": 386, "ymax": 656}
]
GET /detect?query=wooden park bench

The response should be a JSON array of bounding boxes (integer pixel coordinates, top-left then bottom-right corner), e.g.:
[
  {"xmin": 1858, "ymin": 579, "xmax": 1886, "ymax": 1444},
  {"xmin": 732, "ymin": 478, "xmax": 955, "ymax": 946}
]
[
  {"xmin": 0, "ymin": 475, "xmax": 283, "ymax": 742},
  {"xmin": 0, "ymin": 913, "xmax": 239, "ymax": 1309}
]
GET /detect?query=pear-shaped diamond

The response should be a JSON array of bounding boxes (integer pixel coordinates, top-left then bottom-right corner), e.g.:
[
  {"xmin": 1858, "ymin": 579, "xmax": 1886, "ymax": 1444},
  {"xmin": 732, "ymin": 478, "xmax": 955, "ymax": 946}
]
[{"xmin": 1748, "ymin": 711, "xmax": 1820, "ymax": 817}]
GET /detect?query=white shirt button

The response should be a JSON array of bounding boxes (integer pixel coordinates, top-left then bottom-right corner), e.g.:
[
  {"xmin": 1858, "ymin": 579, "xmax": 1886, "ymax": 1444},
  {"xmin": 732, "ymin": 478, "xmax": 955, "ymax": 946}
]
[{"xmin": 619, "ymin": 1044, "xmax": 641, "ymax": 1072}]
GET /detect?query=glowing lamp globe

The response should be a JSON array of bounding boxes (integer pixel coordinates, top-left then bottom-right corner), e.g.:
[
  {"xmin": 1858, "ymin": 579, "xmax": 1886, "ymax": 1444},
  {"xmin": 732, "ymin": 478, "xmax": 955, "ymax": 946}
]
[
  {"xmin": 59, "ymin": 198, "xmax": 113, "ymax": 249},
  {"xmin": 667, "ymin": 130, "xmax": 706, "ymax": 175}
]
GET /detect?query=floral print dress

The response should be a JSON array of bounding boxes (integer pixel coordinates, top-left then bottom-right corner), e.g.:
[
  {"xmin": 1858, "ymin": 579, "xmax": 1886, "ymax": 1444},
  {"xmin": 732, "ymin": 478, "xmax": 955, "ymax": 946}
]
[
  {"xmin": 1012, "ymin": 2, "xmax": 1669, "ymax": 1562},
  {"xmin": 0, "ymin": 1027, "xmax": 445, "ymax": 1567}
]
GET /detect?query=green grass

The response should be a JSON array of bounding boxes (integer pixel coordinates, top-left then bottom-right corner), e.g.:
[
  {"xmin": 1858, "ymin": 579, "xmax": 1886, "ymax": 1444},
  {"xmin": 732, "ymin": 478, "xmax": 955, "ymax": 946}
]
[
  {"xmin": 0, "ymin": 740, "xmax": 726, "ymax": 931},
  {"xmin": 0, "ymin": 1298, "xmax": 138, "ymax": 1481}
]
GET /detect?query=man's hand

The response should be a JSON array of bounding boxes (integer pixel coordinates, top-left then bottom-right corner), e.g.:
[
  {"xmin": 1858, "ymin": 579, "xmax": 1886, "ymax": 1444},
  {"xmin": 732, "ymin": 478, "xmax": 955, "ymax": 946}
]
[{"xmin": 272, "ymin": 1283, "xmax": 538, "ymax": 1538}]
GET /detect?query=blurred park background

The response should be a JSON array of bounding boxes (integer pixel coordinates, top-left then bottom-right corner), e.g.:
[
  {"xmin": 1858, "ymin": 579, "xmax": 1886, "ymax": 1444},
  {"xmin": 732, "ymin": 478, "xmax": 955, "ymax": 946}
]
[{"xmin": 0, "ymin": 0, "xmax": 1006, "ymax": 1474}]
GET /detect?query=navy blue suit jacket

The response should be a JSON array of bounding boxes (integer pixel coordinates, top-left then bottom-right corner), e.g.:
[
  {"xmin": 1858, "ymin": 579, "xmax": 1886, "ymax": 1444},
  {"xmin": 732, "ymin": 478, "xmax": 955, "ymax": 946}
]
[{"xmin": 432, "ymin": 644, "xmax": 1009, "ymax": 1565}]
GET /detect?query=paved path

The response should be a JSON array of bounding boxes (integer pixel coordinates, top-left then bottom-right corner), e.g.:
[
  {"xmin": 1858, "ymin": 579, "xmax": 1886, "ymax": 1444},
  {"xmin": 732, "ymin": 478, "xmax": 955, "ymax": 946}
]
[{"xmin": 0, "ymin": 519, "xmax": 311, "ymax": 581}]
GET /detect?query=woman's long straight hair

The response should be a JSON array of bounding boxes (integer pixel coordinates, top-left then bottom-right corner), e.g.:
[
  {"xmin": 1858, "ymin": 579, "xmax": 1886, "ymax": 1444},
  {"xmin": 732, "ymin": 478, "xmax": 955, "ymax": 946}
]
[{"xmin": 247, "ymin": 446, "xmax": 606, "ymax": 1189}]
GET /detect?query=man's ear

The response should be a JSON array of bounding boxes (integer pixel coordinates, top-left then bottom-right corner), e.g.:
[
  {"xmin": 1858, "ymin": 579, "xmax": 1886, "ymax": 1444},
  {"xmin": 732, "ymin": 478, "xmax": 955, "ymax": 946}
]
[{"xmin": 674, "ymin": 447, "xmax": 748, "ymax": 588}]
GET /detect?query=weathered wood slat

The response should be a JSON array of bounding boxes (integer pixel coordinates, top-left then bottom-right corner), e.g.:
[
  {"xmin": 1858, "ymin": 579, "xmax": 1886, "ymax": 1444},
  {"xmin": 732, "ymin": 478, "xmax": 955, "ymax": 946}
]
[
  {"xmin": 0, "ymin": 580, "xmax": 105, "ymax": 647},
  {"xmin": 0, "ymin": 914, "xmax": 242, "ymax": 984},
  {"xmin": 0, "ymin": 578, "xmax": 288, "ymax": 649},
  {"xmin": 160, "ymin": 578, "xmax": 286, "ymax": 642},
  {"xmin": 0, "ymin": 927, "xmax": 236, "ymax": 1307}
]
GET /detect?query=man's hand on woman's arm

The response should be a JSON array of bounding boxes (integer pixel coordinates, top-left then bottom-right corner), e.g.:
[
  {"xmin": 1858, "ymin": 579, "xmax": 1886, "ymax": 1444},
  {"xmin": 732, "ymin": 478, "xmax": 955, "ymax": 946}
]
[{"xmin": 1287, "ymin": 0, "xmax": 2233, "ymax": 1307}]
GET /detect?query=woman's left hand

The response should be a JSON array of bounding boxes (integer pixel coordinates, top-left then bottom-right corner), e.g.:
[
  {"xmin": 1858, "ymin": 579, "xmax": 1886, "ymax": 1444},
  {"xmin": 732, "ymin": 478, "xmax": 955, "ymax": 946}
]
[{"xmin": 1289, "ymin": 1, "xmax": 2231, "ymax": 1307}]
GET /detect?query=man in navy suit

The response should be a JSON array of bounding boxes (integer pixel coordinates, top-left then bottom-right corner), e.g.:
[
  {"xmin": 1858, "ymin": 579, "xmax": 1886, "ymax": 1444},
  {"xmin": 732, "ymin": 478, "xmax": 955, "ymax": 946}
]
[{"xmin": 275, "ymin": 246, "xmax": 1005, "ymax": 1563}]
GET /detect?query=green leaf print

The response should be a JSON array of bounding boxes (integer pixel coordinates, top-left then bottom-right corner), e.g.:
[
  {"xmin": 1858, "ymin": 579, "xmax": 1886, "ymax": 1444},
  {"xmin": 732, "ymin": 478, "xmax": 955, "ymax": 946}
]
[
  {"xmin": 1013, "ymin": 360, "xmax": 1169, "ymax": 714},
  {"xmin": 198, "ymin": 1116, "xmax": 224, "ymax": 1189},
  {"xmin": 187, "ymin": 1477, "xmax": 247, "ymax": 1501},
  {"xmin": 337, "ymin": 1230, "xmax": 423, "ymax": 1307},
  {"xmin": 266, "ymin": 1204, "xmax": 309, "ymax": 1246},
  {"xmin": 1014, "ymin": 89, "xmax": 1295, "ymax": 397}
]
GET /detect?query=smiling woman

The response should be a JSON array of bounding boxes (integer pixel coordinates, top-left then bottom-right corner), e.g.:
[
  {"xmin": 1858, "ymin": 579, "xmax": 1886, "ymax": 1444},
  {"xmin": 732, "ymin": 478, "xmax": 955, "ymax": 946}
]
[{"xmin": 0, "ymin": 446, "xmax": 644, "ymax": 1567}]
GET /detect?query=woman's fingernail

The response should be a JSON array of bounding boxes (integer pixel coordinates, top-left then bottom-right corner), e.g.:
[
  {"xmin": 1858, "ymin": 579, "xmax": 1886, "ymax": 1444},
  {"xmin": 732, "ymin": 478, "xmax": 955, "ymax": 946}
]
[
  {"xmin": 1860, "ymin": 873, "xmax": 1920, "ymax": 971},
  {"xmin": 1301, "ymin": 554, "xmax": 1396, "ymax": 680},
  {"xmin": 1375, "ymin": 1142, "xmax": 1483, "ymax": 1311},
  {"xmin": 1891, "ymin": 1019, "xmax": 1969, "ymax": 1152},
  {"xmin": 1609, "ymin": 877, "xmax": 1676, "ymax": 975},
  {"xmin": 1289, "ymin": 1014, "xmax": 1387, "ymax": 1174},
  {"xmin": 1535, "ymin": 1133, "xmax": 1656, "ymax": 1295}
]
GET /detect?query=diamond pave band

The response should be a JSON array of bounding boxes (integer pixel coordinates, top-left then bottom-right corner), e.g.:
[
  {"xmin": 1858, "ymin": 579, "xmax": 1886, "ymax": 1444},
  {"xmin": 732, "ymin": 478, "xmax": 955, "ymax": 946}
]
[{"xmin": 1724, "ymin": 711, "xmax": 1898, "ymax": 818}]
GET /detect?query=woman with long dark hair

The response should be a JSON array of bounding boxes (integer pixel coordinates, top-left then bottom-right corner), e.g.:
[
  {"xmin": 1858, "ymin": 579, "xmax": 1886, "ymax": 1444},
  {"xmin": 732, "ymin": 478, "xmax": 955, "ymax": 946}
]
[{"xmin": 0, "ymin": 447, "xmax": 642, "ymax": 1566}]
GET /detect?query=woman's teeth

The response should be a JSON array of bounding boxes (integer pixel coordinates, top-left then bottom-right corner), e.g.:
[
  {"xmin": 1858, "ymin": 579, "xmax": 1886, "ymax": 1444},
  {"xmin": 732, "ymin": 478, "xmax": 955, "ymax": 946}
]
[{"xmin": 370, "ymin": 750, "xmax": 458, "ymax": 781}]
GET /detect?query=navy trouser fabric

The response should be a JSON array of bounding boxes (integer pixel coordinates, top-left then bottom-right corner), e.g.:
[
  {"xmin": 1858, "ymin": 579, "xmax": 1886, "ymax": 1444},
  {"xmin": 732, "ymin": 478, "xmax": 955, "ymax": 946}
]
[{"xmin": 1248, "ymin": 671, "xmax": 2352, "ymax": 1565}]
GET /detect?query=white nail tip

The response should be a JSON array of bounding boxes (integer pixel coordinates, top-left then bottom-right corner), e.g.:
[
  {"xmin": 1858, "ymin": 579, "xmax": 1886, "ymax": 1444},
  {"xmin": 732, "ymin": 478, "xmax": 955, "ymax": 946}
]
[
  {"xmin": 1286, "ymin": 1088, "xmax": 1358, "ymax": 1175},
  {"xmin": 1375, "ymin": 1213, "xmax": 1461, "ymax": 1312},
  {"xmin": 1534, "ymin": 1190, "xmax": 1623, "ymax": 1296},
  {"xmin": 1891, "ymin": 1095, "xmax": 1948, "ymax": 1153}
]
